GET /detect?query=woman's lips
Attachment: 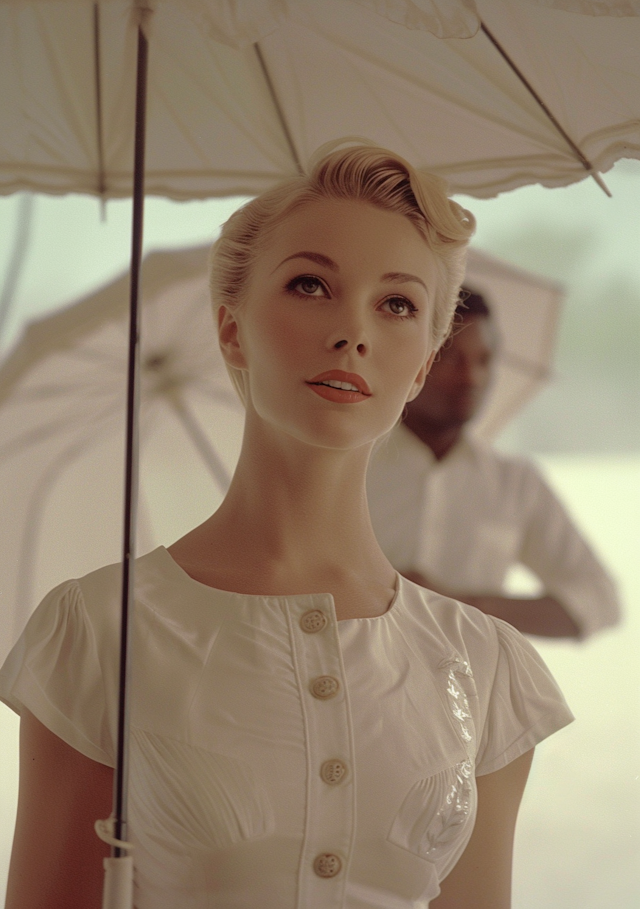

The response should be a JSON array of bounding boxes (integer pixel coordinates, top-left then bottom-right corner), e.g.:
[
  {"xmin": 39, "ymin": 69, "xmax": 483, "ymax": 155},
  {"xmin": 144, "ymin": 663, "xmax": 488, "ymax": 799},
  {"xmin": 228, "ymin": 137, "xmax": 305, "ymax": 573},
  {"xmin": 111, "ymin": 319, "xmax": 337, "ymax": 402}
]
[{"xmin": 306, "ymin": 370, "xmax": 371, "ymax": 403}]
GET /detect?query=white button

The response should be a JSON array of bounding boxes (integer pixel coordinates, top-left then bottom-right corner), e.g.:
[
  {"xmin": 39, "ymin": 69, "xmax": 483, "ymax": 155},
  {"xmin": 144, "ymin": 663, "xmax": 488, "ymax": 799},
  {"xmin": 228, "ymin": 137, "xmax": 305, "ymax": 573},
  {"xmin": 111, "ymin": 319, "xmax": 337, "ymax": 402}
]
[
  {"xmin": 320, "ymin": 759, "xmax": 347, "ymax": 785},
  {"xmin": 313, "ymin": 853, "xmax": 342, "ymax": 878},
  {"xmin": 310, "ymin": 676, "xmax": 340, "ymax": 699},
  {"xmin": 300, "ymin": 609, "xmax": 328, "ymax": 633}
]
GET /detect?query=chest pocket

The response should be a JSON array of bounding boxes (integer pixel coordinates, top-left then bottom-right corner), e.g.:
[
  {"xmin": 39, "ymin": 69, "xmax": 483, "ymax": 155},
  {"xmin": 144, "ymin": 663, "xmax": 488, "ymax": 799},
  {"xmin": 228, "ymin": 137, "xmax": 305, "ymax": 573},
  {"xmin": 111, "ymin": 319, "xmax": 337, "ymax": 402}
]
[
  {"xmin": 129, "ymin": 726, "xmax": 274, "ymax": 853},
  {"xmin": 387, "ymin": 759, "xmax": 476, "ymax": 861}
]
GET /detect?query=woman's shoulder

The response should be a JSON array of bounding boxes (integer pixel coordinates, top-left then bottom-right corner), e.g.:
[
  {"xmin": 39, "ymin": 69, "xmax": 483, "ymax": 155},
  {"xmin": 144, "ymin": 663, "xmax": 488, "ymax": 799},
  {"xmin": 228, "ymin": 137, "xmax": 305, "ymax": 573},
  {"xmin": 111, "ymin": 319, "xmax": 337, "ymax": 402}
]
[
  {"xmin": 396, "ymin": 577, "xmax": 574, "ymax": 773},
  {"xmin": 13, "ymin": 549, "xmax": 175, "ymax": 672},
  {"xmin": 396, "ymin": 576, "xmax": 502, "ymax": 664},
  {"xmin": 75, "ymin": 545, "xmax": 233, "ymax": 635},
  {"xmin": 395, "ymin": 576, "xmax": 567, "ymax": 700},
  {"xmin": 68, "ymin": 548, "xmax": 167, "ymax": 636},
  {"xmin": 24, "ymin": 547, "xmax": 215, "ymax": 661}
]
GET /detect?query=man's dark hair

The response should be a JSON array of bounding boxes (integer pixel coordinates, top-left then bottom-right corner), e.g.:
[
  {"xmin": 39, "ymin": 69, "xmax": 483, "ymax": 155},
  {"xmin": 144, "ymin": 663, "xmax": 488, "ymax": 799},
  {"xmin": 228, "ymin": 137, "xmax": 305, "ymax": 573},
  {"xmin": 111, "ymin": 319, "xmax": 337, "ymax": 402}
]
[{"xmin": 454, "ymin": 287, "xmax": 491, "ymax": 319}]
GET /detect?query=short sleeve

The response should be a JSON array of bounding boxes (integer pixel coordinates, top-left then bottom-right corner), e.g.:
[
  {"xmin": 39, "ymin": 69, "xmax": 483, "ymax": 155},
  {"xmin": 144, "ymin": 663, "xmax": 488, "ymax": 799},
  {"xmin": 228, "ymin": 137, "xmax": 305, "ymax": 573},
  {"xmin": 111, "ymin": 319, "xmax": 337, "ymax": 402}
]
[
  {"xmin": 0, "ymin": 580, "xmax": 114, "ymax": 766},
  {"xmin": 475, "ymin": 617, "xmax": 574, "ymax": 777}
]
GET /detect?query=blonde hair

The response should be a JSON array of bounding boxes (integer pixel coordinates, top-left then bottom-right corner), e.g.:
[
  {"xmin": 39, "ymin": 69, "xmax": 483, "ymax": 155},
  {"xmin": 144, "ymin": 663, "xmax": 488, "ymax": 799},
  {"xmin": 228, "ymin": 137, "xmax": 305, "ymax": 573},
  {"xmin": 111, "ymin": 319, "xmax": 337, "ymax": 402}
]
[{"xmin": 209, "ymin": 143, "xmax": 475, "ymax": 401}]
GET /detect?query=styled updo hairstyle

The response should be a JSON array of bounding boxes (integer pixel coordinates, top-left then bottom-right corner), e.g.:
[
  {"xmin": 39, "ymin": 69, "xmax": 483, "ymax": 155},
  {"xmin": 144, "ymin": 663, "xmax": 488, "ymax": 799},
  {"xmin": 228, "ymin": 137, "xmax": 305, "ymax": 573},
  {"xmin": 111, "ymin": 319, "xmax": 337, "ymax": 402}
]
[{"xmin": 210, "ymin": 143, "xmax": 475, "ymax": 401}]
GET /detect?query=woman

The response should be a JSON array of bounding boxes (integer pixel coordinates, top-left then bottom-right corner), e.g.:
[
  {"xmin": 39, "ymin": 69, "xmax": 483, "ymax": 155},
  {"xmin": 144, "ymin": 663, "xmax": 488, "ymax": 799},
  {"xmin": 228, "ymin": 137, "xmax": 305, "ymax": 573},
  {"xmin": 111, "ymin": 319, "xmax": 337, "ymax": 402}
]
[{"xmin": 1, "ymin": 145, "xmax": 573, "ymax": 908}]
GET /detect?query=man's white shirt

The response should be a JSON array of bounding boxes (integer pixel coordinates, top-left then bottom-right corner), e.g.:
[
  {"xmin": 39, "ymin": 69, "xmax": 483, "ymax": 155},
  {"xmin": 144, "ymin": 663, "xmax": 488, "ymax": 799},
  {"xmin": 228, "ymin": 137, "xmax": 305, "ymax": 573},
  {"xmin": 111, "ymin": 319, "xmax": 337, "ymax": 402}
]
[{"xmin": 367, "ymin": 424, "xmax": 620, "ymax": 638}]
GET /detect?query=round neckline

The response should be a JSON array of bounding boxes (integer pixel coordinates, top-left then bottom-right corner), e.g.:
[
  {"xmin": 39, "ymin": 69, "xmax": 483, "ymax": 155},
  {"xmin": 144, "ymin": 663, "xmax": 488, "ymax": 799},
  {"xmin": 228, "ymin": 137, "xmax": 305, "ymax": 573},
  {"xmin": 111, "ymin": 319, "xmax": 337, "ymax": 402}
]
[{"xmin": 155, "ymin": 545, "xmax": 402, "ymax": 623}]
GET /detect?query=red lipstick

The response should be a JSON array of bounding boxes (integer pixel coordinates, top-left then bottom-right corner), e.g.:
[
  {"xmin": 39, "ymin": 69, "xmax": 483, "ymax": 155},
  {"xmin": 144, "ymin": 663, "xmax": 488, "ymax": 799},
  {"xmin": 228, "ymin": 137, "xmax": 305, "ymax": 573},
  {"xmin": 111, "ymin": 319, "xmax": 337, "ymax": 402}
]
[{"xmin": 306, "ymin": 370, "xmax": 371, "ymax": 404}]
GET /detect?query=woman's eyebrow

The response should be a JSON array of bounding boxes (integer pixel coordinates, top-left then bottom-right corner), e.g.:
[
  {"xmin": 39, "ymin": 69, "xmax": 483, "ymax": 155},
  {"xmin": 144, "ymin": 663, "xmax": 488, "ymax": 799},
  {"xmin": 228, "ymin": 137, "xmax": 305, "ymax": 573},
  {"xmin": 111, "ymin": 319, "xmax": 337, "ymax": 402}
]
[
  {"xmin": 273, "ymin": 257, "xmax": 427, "ymax": 292},
  {"xmin": 382, "ymin": 272, "xmax": 428, "ymax": 291},
  {"xmin": 273, "ymin": 252, "xmax": 339, "ymax": 273}
]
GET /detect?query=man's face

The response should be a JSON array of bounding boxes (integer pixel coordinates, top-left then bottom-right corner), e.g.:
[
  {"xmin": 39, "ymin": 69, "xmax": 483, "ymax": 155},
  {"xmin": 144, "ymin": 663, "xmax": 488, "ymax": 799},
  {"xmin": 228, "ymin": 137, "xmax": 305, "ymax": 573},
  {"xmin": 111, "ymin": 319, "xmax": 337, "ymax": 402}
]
[{"xmin": 407, "ymin": 314, "xmax": 496, "ymax": 429}]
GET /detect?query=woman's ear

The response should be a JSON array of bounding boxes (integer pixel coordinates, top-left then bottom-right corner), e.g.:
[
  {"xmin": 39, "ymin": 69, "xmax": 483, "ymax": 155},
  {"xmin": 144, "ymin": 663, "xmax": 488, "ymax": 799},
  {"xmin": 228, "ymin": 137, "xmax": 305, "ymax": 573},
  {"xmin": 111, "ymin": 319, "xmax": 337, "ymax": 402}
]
[
  {"xmin": 406, "ymin": 349, "xmax": 436, "ymax": 404},
  {"xmin": 218, "ymin": 305, "xmax": 247, "ymax": 370}
]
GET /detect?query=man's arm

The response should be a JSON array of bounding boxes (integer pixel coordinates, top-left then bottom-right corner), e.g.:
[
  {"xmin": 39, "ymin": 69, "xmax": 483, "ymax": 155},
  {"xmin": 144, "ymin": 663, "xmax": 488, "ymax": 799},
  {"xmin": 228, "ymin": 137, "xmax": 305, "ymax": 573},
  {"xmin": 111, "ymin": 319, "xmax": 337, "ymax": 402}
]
[
  {"xmin": 429, "ymin": 748, "xmax": 534, "ymax": 909},
  {"xmin": 402, "ymin": 570, "xmax": 580, "ymax": 638},
  {"xmin": 515, "ymin": 464, "xmax": 621, "ymax": 639},
  {"xmin": 460, "ymin": 592, "xmax": 580, "ymax": 638}
]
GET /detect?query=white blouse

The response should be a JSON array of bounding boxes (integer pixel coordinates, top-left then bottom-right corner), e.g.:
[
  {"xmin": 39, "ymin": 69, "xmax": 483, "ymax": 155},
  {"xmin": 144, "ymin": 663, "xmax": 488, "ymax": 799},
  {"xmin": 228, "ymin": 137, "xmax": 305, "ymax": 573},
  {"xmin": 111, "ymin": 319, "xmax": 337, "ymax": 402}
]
[{"xmin": 0, "ymin": 546, "xmax": 573, "ymax": 908}]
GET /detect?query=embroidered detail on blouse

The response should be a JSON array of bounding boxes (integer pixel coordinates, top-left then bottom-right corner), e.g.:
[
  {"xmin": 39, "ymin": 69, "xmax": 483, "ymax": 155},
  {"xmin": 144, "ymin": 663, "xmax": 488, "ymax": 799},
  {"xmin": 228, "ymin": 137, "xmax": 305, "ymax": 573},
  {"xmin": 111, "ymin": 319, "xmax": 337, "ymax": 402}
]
[
  {"xmin": 387, "ymin": 759, "xmax": 475, "ymax": 861},
  {"xmin": 424, "ymin": 759, "xmax": 474, "ymax": 855},
  {"xmin": 439, "ymin": 655, "xmax": 475, "ymax": 751}
]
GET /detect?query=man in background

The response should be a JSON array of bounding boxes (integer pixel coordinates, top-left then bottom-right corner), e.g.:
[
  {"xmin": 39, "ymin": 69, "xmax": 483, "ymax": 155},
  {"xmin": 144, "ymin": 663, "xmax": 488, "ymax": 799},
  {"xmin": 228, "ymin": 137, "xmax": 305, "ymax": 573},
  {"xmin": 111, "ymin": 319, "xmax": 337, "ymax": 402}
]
[{"xmin": 367, "ymin": 291, "xmax": 620, "ymax": 639}]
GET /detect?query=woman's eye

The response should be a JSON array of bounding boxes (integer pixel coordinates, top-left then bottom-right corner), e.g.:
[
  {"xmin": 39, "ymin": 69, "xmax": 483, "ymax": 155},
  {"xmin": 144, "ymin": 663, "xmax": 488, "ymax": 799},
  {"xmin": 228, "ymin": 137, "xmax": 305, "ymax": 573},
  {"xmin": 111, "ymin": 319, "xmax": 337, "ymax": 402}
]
[
  {"xmin": 287, "ymin": 275, "xmax": 327, "ymax": 297},
  {"xmin": 382, "ymin": 296, "xmax": 418, "ymax": 318}
]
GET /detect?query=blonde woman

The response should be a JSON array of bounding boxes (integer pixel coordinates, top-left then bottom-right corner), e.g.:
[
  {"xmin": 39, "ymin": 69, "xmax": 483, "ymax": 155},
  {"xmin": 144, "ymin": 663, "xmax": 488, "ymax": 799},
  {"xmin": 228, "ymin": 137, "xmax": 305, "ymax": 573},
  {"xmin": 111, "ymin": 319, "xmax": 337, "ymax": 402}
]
[{"xmin": 1, "ymin": 145, "xmax": 573, "ymax": 909}]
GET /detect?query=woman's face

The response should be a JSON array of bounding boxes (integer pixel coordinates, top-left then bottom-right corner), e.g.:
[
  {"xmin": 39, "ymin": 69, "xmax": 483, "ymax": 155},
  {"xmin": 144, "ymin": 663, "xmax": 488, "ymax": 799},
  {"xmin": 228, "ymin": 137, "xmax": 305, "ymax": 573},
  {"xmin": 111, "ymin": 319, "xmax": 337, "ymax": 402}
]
[{"xmin": 220, "ymin": 198, "xmax": 440, "ymax": 451}]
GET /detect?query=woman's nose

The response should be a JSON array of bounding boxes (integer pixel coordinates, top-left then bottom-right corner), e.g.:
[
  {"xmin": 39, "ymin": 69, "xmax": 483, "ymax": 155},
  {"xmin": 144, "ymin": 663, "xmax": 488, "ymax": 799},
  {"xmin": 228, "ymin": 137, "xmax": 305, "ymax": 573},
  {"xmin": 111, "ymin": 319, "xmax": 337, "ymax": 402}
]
[
  {"xmin": 333, "ymin": 338, "xmax": 367, "ymax": 354},
  {"xmin": 328, "ymin": 311, "xmax": 369, "ymax": 356}
]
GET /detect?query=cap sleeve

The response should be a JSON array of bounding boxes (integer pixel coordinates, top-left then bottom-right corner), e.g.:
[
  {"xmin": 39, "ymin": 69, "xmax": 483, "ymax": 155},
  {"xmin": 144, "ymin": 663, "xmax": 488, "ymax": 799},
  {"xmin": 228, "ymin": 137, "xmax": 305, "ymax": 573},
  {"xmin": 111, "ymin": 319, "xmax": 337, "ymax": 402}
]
[
  {"xmin": 0, "ymin": 580, "xmax": 114, "ymax": 766},
  {"xmin": 475, "ymin": 617, "xmax": 574, "ymax": 777}
]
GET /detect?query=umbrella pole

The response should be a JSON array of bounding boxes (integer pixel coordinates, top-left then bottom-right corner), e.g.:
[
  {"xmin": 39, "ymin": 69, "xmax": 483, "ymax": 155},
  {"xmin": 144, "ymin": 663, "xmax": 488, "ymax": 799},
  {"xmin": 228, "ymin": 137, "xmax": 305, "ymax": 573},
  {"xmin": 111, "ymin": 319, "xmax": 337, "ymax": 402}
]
[{"xmin": 98, "ymin": 17, "xmax": 148, "ymax": 909}]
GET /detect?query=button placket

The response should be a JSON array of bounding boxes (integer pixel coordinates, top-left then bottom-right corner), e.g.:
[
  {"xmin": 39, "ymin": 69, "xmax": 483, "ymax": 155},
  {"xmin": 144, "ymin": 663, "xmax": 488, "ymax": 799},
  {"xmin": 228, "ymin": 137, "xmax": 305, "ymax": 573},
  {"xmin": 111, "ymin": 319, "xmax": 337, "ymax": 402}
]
[{"xmin": 287, "ymin": 597, "xmax": 355, "ymax": 907}]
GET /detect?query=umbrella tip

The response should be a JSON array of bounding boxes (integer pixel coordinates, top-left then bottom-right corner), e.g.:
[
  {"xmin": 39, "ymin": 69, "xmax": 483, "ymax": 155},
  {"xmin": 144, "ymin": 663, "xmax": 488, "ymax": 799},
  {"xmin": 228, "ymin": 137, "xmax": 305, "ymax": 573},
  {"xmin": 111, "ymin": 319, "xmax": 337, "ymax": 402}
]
[{"xmin": 590, "ymin": 170, "xmax": 612, "ymax": 198}]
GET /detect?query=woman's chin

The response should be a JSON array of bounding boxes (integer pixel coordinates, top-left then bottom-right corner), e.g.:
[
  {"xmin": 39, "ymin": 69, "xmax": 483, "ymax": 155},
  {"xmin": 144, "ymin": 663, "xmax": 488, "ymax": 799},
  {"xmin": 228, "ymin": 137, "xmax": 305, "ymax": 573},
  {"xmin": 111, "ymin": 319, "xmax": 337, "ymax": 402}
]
[{"xmin": 246, "ymin": 395, "xmax": 402, "ymax": 454}]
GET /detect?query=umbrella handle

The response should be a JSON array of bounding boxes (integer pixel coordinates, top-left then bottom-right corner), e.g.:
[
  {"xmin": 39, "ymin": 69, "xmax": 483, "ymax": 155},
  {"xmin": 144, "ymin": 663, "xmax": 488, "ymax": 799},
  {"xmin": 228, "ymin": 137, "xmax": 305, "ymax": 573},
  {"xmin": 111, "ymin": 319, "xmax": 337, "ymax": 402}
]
[
  {"xmin": 96, "ymin": 817, "xmax": 135, "ymax": 909},
  {"xmin": 101, "ymin": 857, "xmax": 134, "ymax": 909}
]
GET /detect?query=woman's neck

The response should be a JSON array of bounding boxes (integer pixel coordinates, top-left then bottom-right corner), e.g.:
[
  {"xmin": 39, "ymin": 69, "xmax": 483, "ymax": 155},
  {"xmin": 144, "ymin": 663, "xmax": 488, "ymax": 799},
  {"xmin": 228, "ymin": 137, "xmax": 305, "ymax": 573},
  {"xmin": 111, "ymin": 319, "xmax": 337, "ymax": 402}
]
[{"xmin": 168, "ymin": 417, "xmax": 396, "ymax": 612}]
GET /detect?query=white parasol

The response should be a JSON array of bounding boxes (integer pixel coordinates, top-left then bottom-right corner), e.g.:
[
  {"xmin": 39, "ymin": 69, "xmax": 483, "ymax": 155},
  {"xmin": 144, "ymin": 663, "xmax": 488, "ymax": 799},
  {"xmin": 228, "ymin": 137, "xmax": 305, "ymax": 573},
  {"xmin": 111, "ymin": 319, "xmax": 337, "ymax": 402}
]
[
  {"xmin": 0, "ymin": 245, "xmax": 241, "ymax": 653},
  {"xmin": 1, "ymin": 0, "xmax": 640, "ymax": 200}
]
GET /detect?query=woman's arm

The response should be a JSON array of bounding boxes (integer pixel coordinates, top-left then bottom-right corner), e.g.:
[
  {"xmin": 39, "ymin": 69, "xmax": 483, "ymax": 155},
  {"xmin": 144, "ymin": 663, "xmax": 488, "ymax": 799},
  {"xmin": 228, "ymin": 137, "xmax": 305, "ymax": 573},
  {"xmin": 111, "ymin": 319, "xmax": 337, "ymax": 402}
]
[
  {"xmin": 6, "ymin": 708, "xmax": 113, "ymax": 909},
  {"xmin": 429, "ymin": 748, "xmax": 534, "ymax": 909}
]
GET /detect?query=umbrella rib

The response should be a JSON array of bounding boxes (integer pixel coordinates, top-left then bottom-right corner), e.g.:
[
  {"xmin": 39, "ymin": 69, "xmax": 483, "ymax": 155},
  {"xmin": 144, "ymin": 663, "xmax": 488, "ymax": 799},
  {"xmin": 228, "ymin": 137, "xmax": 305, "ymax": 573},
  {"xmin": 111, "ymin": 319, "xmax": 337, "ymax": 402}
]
[
  {"xmin": 253, "ymin": 42, "xmax": 304, "ymax": 176},
  {"xmin": 166, "ymin": 392, "xmax": 231, "ymax": 493},
  {"xmin": 12, "ymin": 419, "xmax": 120, "ymax": 643},
  {"xmin": 66, "ymin": 346, "xmax": 128, "ymax": 369},
  {"xmin": 7, "ymin": 378, "xmax": 122, "ymax": 407},
  {"xmin": 0, "ymin": 397, "xmax": 123, "ymax": 458},
  {"xmin": 92, "ymin": 3, "xmax": 106, "ymax": 200},
  {"xmin": 479, "ymin": 22, "xmax": 611, "ymax": 197},
  {"xmin": 0, "ymin": 194, "xmax": 35, "ymax": 342}
]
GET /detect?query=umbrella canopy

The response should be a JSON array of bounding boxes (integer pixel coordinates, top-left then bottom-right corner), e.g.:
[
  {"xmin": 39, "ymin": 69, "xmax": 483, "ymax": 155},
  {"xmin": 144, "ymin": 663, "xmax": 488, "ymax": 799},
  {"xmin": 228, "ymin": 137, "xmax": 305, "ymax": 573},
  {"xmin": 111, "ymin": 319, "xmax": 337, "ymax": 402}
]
[
  {"xmin": 464, "ymin": 247, "xmax": 564, "ymax": 440},
  {"xmin": 1, "ymin": 0, "xmax": 639, "ymax": 200},
  {"xmin": 0, "ymin": 245, "xmax": 243, "ymax": 663},
  {"xmin": 0, "ymin": 242, "xmax": 563, "ymax": 665}
]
